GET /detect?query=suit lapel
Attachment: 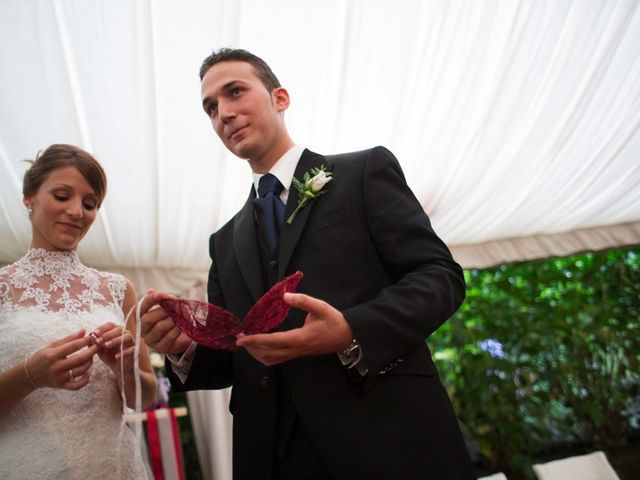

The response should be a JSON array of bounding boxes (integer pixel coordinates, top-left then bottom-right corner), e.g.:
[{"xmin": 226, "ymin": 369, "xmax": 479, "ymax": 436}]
[
  {"xmin": 278, "ymin": 149, "xmax": 333, "ymax": 279},
  {"xmin": 233, "ymin": 187, "xmax": 264, "ymax": 302}
]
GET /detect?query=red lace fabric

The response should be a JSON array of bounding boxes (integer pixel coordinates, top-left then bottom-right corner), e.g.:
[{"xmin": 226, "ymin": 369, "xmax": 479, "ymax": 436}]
[{"xmin": 160, "ymin": 271, "xmax": 303, "ymax": 350}]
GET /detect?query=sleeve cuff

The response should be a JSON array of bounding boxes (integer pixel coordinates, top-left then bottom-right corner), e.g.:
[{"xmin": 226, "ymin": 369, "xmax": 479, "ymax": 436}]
[
  {"xmin": 337, "ymin": 339, "xmax": 369, "ymax": 376},
  {"xmin": 165, "ymin": 341, "xmax": 197, "ymax": 384}
]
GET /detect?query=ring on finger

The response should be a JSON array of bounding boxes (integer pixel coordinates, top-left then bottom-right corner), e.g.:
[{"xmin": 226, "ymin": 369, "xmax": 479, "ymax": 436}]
[{"xmin": 69, "ymin": 369, "xmax": 73, "ymax": 381}]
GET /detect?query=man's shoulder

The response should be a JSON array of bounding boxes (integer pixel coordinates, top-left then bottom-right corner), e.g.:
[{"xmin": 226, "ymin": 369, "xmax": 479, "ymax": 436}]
[
  {"xmin": 324, "ymin": 145, "xmax": 393, "ymax": 162},
  {"xmin": 211, "ymin": 215, "xmax": 237, "ymax": 241},
  {"xmin": 324, "ymin": 146, "xmax": 402, "ymax": 179}
]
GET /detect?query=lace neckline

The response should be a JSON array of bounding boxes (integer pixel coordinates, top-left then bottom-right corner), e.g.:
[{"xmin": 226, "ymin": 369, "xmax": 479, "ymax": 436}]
[
  {"xmin": 22, "ymin": 248, "xmax": 82, "ymax": 268},
  {"xmin": 1, "ymin": 248, "xmax": 126, "ymax": 316}
]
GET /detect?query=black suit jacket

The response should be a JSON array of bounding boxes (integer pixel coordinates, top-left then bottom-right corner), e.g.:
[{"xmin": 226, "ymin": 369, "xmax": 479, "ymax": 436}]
[{"xmin": 169, "ymin": 147, "xmax": 473, "ymax": 480}]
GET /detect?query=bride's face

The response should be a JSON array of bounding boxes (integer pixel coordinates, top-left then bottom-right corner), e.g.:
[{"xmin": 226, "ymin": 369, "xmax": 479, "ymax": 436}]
[{"xmin": 24, "ymin": 165, "xmax": 99, "ymax": 251}]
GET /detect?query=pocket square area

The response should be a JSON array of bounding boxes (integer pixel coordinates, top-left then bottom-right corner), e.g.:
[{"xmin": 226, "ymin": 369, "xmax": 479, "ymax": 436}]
[{"xmin": 159, "ymin": 271, "xmax": 303, "ymax": 350}]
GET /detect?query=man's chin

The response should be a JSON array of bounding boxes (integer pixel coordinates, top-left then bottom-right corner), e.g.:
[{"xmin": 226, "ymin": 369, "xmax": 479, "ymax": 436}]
[{"xmin": 229, "ymin": 143, "xmax": 256, "ymax": 160}]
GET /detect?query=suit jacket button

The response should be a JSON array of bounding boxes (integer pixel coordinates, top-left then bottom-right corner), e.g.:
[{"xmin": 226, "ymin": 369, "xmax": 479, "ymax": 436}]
[
  {"xmin": 269, "ymin": 260, "xmax": 278, "ymax": 270},
  {"xmin": 260, "ymin": 376, "xmax": 272, "ymax": 388}
]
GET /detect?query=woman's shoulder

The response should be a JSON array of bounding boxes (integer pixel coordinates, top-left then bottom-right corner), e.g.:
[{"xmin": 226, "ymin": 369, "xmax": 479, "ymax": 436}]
[
  {"xmin": 0, "ymin": 256, "xmax": 23, "ymax": 276},
  {"xmin": 0, "ymin": 264, "xmax": 11, "ymax": 304},
  {"xmin": 85, "ymin": 264, "xmax": 126, "ymax": 283},
  {"xmin": 0, "ymin": 263, "xmax": 11, "ymax": 278},
  {"xmin": 0, "ymin": 262, "xmax": 24, "ymax": 309},
  {"xmin": 84, "ymin": 266, "xmax": 129, "ymax": 304},
  {"xmin": 0, "ymin": 261, "xmax": 20, "ymax": 292}
]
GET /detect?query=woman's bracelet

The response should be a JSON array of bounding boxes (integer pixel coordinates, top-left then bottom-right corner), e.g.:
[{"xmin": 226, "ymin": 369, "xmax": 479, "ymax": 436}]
[{"xmin": 24, "ymin": 356, "xmax": 41, "ymax": 389}]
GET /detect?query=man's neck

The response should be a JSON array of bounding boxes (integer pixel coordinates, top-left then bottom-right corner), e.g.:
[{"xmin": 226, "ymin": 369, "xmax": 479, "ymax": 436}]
[{"xmin": 249, "ymin": 137, "xmax": 295, "ymax": 174}]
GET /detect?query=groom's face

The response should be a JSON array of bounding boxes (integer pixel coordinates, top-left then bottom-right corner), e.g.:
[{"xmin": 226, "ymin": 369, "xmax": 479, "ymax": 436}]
[{"xmin": 201, "ymin": 61, "xmax": 288, "ymax": 162}]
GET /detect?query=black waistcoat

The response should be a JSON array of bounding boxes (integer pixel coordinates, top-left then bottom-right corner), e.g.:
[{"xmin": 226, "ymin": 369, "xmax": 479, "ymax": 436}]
[{"xmin": 256, "ymin": 235, "xmax": 297, "ymax": 458}]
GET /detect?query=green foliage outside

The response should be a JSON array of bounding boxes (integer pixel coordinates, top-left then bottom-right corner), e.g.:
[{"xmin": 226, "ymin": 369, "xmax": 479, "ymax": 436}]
[{"xmin": 430, "ymin": 246, "xmax": 640, "ymax": 479}]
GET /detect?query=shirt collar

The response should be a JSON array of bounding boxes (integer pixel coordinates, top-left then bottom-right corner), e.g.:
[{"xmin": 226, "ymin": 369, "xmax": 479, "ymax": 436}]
[{"xmin": 252, "ymin": 144, "xmax": 305, "ymax": 194}]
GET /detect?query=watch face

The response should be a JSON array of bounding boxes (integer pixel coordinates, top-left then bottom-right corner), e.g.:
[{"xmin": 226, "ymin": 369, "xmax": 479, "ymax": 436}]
[
  {"xmin": 344, "ymin": 342, "xmax": 360, "ymax": 360},
  {"xmin": 342, "ymin": 340, "xmax": 356, "ymax": 354}
]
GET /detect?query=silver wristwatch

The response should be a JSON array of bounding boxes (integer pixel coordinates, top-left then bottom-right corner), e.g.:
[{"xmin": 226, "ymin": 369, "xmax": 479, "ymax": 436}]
[{"xmin": 338, "ymin": 338, "xmax": 361, "ymax": 366}]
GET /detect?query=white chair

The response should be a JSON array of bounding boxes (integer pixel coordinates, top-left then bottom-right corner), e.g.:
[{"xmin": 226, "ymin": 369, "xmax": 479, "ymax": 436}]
[
  {"xmin": 532, "ymin": 450, "xmax": 620, "ymax": 480},
  {"xmin": 478, "ymin": 473, "xmax": 508, "ymax": 480}
]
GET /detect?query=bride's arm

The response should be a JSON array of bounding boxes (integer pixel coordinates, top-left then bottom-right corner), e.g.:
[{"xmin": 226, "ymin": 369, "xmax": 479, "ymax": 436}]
[
  {"xmin": 0, "ymin": 362, "xmax": 39, "ymax": 417},
  {"xmin": 0, "ymin": 330, "xmax": 97, "ymax": 417}
]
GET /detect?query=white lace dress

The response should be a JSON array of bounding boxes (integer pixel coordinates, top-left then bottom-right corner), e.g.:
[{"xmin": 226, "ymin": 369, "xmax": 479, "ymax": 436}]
[{"xmin": 0, "ymin": 249, "xmax": 148, "ymax": 479}]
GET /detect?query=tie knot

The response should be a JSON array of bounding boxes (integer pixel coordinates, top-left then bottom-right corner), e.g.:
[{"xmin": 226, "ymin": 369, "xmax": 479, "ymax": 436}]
[{"xmin": 258, "ymin": 173, "xmax": 284, "ymax": 198}]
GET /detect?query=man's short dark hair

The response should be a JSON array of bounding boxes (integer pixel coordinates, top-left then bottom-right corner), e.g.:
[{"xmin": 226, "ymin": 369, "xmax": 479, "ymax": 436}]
[{"xmin": 199, "ymin": 48, "xmax": 281, "ymax": 91}]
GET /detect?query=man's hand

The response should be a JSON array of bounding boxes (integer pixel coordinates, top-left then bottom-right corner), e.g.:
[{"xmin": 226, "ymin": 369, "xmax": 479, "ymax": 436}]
[
  {"xmin": 139, "ymin": 290, "xmax": 193, "ymax": 354},
  {"xmin": 235, "ymin": 292, "xmax": 353, "ymax": 366}
]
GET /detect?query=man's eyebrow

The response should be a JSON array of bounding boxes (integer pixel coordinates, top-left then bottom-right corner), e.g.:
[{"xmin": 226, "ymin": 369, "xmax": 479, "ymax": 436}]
[
  {"xmin": 202, "ymin": 80, "xmax": 244, "ymax": 109},
  {"xmin": 221, "ymin": 80, "xmax": 243, "ymax": 91}
]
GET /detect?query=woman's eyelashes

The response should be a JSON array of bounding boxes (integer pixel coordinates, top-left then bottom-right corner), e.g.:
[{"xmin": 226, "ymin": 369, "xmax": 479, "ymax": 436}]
[{"xmin": 52, "ymin": 191, "xmax": 97, "ymax": 211}]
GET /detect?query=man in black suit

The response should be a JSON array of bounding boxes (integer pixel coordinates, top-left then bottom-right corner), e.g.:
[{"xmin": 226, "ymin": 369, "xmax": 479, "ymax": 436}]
[{"xmin": 140, "ymin": 48, "xmax": 474, "ymax": 480}]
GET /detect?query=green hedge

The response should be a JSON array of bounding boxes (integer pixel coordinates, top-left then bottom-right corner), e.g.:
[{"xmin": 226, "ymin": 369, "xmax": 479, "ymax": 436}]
[{"xmin": 430, "ymin": 247, "xmax": 640, "ymax": 478}]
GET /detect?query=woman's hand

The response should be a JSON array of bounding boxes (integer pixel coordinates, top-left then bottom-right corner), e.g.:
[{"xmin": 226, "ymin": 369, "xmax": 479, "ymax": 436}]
[
  {"xmin": 91, "ymin": 322, "xmax": 137, "ymax": 377},
  {"xmin": 26, "ymin": 329, "xmax": 97, "ymax": 390}
]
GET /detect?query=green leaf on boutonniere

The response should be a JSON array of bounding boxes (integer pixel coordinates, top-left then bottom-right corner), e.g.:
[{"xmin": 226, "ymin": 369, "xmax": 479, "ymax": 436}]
[{"xmin": 286, "ymin": 165, "xmax": 332, "ymax": 224}]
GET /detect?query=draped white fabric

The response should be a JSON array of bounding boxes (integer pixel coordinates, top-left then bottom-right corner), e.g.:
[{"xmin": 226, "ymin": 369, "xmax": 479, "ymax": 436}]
[
  {"xmin": 1, "ymin": 0, "xmax": 639, "ymax": 281},
  {"xmin": 2, "ymin": 2, "xmax": 640, "ymax": 479},
  {"xmin": 187, "ymin": 389, "xmax": 233, "ymax": 480}
]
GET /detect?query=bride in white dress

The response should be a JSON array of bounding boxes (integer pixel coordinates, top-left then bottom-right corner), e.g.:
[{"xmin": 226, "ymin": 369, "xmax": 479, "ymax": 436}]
[{"xmin": 0, "ymin": 144, "xmax": 157, "ymax": 479}]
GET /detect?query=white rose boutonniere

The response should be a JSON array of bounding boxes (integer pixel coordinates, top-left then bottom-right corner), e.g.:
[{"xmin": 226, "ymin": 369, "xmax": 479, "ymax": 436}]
[{"xmin": 286, "ymin": 165, "xmax": 333, "ymax": 224}]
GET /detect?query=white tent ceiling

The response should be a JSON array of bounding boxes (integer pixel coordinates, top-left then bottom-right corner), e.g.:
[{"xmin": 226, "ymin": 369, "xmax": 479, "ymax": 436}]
[{"xmin": 1, "ymin": 0, "xmax": 640, "ymax": 294}]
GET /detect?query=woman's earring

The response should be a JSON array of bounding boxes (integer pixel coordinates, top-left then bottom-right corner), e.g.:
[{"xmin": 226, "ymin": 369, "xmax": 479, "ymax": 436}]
[{"xmin": 27, "ymin": 206, "xmax": 33, "ymax": 220}]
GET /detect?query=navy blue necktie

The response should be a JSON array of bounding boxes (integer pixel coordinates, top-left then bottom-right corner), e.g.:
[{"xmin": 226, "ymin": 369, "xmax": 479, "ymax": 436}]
[{"xmin": 253, "ymin": 173, "xmax": 285, "ymax": 253}]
